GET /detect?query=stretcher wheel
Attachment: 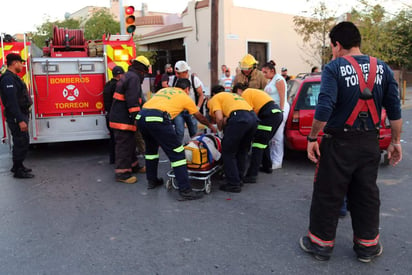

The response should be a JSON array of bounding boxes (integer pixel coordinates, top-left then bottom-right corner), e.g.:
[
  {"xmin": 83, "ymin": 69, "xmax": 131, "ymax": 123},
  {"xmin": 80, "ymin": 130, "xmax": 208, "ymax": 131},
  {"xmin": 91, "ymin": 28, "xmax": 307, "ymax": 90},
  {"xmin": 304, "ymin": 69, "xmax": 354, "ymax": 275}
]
[
  {"xmin": 205, "ymin": 180, "xmax": 212, "ymax": 194},
  {"xmin": 166, "ymin": 179, "xmax": 172, "ymax": 190},
  {"xmin": 382, "ymin": 151, "xmax": 390, "ymax": 166}
]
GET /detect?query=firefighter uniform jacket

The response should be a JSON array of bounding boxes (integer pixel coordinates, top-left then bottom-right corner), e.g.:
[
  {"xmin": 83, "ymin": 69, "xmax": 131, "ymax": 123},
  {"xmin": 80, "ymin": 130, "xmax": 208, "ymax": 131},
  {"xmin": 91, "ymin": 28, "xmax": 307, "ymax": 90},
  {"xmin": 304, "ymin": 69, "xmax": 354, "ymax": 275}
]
[
  {"xmin": 233, "ymin": 69, "xmax": 268, "ymax": 90},
  {"xmin": 103, "ymin": 78, "xmax": 118, "ymax": 114},
  {"xmin": 109, "ymin": 67, "xmax": 143, "ymax": 131},
  {"xmin": 0, "ymin": 70, "xmax": 32, "ymax": 123}
]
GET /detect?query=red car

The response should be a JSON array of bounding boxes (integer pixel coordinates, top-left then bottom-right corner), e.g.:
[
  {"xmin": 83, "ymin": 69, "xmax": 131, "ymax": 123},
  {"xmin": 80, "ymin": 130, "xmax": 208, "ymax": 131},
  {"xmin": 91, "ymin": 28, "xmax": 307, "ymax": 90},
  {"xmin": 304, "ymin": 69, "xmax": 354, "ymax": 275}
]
[{"xmin": 284, "ymin": 73, "xmax": 391, "ymax": 152}]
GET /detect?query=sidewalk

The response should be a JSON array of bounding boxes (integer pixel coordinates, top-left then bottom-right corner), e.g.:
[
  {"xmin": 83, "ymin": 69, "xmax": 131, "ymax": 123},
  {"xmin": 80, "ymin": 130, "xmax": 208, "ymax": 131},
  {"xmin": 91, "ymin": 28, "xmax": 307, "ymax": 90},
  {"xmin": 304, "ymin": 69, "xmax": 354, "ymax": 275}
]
[{"xmin": 401, "ymin": 85, "xmax": 412, "ymax": 110}]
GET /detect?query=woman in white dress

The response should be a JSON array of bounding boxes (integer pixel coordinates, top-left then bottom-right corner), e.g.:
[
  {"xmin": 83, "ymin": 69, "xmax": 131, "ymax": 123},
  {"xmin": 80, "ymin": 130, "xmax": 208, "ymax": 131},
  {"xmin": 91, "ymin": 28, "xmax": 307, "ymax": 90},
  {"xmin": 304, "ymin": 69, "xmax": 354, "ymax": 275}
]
[{"xmin": 261, "ymin": 60, "xmax": 290, "ymax": 170}]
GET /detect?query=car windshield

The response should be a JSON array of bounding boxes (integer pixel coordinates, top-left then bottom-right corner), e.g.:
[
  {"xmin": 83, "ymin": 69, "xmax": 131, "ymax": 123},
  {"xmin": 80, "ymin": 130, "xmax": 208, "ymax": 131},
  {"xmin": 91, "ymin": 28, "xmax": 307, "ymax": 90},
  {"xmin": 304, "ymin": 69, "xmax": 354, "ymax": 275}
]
[
  {"xmin": 287, "ymin": 80, "xmax": 300, "ymax": 104},
  {"xmin": 295, "ymin": 82, "xmax": 321, "ymax": 110}
]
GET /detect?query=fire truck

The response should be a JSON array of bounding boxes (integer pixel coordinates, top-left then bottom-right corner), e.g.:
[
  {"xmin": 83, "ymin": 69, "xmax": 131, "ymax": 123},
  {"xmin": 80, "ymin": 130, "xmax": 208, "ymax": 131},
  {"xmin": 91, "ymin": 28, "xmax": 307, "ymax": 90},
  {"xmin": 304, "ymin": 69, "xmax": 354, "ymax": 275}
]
[{"xmin": 0, "ymin": 27, "xmax": 136, "ymax": 144}]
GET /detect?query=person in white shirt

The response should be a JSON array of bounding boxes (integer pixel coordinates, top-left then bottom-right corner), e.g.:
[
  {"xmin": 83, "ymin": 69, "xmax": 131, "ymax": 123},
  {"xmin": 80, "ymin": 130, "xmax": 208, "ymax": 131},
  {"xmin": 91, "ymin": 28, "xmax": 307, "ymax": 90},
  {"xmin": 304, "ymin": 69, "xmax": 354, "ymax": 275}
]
[
  {"xmin": 219, "ymin": 67, "xmax": 234, "ymax": 92},
  {"xmin": 261, "ymin": 60, "xmax": 290, "ymax": 171},
  {"xmin": 168, "ymin": 61, "xmax": 205, "ymax": 144}
]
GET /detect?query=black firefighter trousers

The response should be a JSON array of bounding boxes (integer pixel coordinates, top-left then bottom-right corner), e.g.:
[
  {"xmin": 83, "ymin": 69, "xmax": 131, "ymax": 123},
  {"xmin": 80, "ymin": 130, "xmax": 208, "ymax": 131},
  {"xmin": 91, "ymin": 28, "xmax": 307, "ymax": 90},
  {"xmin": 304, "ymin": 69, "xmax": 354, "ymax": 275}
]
[
  {"xmin": 8, "ymin": 118, "xmax": 30, "ymax": 168},
  {"xmin": 247, "ymin": 102, "xmax": 283, "ymax": 177},
  {"xmin": 222, "ymin": 110, "xmax": 257, "ymax": 186},
  {"xmin": 308, "ymin": 130, "xmax": 381, "ymax": 254}
]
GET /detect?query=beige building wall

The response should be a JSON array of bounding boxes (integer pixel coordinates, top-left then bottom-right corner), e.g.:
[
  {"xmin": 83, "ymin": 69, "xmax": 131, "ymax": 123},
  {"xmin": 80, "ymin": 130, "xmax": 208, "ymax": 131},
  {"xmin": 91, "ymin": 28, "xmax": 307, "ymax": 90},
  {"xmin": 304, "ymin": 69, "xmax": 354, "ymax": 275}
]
[
  {"xmin": 180, "ymin": 0, "xmax": 317, "ymax": 90},
  {"xmin": 182, "ymin": 1, "xmax": 212, "ymax": 91}
]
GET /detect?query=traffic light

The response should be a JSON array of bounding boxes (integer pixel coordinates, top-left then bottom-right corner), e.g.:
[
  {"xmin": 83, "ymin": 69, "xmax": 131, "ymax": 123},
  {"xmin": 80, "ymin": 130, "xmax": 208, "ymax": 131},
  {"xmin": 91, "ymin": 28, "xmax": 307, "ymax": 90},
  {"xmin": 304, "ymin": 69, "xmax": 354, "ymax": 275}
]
[{"xmin": 125, "ymin": 6, "xmax": 136, "ymax": 34}]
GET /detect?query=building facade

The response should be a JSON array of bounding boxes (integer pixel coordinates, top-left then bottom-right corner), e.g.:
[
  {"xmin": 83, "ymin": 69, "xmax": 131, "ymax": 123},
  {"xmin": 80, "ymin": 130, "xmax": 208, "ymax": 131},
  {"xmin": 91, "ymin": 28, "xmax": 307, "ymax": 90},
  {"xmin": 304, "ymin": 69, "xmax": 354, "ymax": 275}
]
[{"xmin": 138, "ymin": 0, "xmax": 318, "ymax": 92}]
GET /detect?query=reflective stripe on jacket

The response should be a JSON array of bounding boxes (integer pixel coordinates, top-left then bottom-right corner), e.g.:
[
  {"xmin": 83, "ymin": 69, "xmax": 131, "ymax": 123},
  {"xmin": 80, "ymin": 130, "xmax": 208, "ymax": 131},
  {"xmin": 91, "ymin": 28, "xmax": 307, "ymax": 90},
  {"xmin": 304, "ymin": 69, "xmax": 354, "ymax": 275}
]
[{"xmin": 109, "ymin": 68, "xmax": 143, "ymax": 131}]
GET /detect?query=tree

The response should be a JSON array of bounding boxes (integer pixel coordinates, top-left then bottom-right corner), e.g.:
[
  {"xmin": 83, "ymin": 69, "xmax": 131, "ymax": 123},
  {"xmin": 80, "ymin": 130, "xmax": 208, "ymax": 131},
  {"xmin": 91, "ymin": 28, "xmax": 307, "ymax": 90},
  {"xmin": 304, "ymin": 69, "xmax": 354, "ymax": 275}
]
[
  {"xmin": 84, "ymin": 10, "xmax": 120, "ymax": 40},
  {"xmin": 293, "ymin": 2, "xmax": 336, "ymax": 68},
  {"xmin": 351, "ymin": 4, "xmax": 412, "ymax": 70},
  {"xmin": 30, "ymin": 18, "xmax": 80, "ymax": 47},
  {"xmin": 350, "ymin": 1, "xmax": 412, "ymax": 81}
]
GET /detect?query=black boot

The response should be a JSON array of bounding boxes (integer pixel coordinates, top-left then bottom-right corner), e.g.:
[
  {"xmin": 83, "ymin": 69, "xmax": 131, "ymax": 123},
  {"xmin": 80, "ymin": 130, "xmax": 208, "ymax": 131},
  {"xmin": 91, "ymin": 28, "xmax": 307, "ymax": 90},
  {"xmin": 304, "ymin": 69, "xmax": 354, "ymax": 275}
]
[
  {"xmin": 13, "ymin": 167, "xmax": 34, "ymax": 179},
  {"xmin": 178, "ymin": 189, "xmax": 204, "ymax": 201},
  {"xmin": 148, "ymin": 178, "xmax": 164, "ymax": 189},
  {"xmin": 11, "ymin": 162, "xmax": 32, "ymax": 173}
]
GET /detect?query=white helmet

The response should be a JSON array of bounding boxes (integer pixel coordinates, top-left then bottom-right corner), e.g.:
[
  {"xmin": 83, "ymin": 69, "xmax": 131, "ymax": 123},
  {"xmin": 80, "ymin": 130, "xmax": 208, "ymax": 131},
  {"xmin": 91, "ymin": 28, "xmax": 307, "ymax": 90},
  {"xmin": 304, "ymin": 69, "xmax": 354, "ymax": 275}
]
[{"xmin": 175, "ymin": 60, "xmax": 191, "ymax": 73}]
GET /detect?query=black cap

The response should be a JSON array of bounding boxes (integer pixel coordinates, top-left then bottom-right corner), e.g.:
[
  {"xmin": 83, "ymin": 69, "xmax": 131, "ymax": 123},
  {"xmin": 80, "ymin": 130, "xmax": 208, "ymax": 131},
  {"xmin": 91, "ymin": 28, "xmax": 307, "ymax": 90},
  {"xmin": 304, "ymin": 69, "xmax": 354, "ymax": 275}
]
[
  {"xmin": 6, "ymin": 53, "xmax": 25, "ymax": 66},
  {"xmin": 112, "ymin": 66, "xmax": 125, "ymax": 77}
]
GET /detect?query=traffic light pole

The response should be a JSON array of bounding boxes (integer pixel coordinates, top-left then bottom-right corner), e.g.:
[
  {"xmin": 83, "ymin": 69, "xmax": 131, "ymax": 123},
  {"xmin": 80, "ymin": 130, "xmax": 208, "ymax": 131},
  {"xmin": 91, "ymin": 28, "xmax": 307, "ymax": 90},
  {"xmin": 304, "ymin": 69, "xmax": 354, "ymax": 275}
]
[
  {"xmin": 210, "ymin": 0, "xmax": 219, "ymax": 86},
  {"xmin": 119, "ymin": 0, "xmax": 125, "ymax": 35}
]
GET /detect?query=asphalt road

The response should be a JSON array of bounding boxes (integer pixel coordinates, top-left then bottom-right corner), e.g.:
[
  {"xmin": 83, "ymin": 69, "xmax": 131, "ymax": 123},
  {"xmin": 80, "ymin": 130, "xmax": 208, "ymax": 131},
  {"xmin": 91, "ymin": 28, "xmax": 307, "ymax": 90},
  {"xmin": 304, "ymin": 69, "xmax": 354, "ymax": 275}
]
[{"xmin": 0, "ymin": 109, "xmax": 411, "ymax": 275}]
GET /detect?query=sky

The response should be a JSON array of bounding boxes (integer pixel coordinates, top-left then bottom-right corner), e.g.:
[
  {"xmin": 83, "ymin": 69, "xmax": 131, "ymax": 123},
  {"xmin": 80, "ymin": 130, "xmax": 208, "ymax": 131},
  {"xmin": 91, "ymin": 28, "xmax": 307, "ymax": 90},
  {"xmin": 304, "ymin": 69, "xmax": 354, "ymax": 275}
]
[{"xmin": 1, "ymin": 0, "xmax": 408, "ymax": 35}]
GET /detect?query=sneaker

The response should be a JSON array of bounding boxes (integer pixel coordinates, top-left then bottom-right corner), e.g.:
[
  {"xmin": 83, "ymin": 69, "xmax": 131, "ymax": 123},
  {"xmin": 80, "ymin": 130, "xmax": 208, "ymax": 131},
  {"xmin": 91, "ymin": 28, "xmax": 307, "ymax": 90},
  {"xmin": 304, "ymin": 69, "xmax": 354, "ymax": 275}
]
[
  {"xmin": 11, "ymin": 165, "xmax": 32, "ymax": 173},
  {"xmin": 178, "ymin": 189, "xmax": 204, "ymax": 201},
  {"xmin": 272, "ymin": 163, "xmax": 282, "ymax": 170},
  {"xmin": 259, "ymin": 166, "xmax": 273, "ymax": 174},
  {"xmin": 147, "ymin": 178, "xmax": 164, "ymax": 189},
  {"xmin": 13, "ymin": 168, "xmax": 34, "ymax": 179},
  {"xmin": 219, "ymin": 184, "xmax": 241, "ymax": 193},
  {"xmin": 356, "ymin": 243, "xmax": 383, "ymax": 263},
  {"xmin": 299, "ymin": 236, "xmax": 332, "ymax": 261},
  {"xmin": 132, "ymin": 165, "xmax": 146, "ymax": 173},
  {"xmin": 115, "ymin": 172, "xmax": 137, "ymax": 184},
  {"xmin": 242, "ymin": 176, "xmax": 257, "ymax": 184}
]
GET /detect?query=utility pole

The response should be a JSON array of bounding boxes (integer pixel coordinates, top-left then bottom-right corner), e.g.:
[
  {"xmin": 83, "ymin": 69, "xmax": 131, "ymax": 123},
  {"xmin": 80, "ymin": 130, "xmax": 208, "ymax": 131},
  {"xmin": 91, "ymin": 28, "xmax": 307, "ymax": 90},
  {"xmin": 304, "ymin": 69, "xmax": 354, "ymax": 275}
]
[
  {"xmin": 210, "ymin": 0, "xmax": 219, "ymax": 86},
  {"xmin": 119, "ymin": 0, "xmax": 125, "ymax": 35}
]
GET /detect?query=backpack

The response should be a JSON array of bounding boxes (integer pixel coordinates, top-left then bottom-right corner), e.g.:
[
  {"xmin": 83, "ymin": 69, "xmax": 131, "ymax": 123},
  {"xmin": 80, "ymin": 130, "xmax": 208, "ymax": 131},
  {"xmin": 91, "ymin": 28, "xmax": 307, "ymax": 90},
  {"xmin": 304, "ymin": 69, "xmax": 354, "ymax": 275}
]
[
  {"xmin": 154, "ymin": 76, "xmax": 164, "ymax": 93},
  {"xmin": 172, "ymin": 74, "xmax": 204, "ymax": 112}
]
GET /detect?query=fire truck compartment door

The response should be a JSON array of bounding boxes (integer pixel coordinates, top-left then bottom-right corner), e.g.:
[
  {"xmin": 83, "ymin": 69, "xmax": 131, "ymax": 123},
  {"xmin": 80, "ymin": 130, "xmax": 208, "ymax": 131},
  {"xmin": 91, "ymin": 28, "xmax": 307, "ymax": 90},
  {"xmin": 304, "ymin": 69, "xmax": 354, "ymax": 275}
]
[{"xmin": 31, "ymin": 58, "xmax": 106, "ymax": 116}]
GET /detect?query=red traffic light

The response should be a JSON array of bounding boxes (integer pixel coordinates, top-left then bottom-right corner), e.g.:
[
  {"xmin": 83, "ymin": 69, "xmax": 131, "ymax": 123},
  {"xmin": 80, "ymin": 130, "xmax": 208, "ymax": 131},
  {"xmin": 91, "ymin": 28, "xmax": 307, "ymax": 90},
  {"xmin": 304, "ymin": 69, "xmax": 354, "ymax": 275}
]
[
  {"xmin": 124, "ymin": 5, "xmax": 136, "ymax": 34},
  {"xmin": 125, "ymin": 6, "xmax": 135, "ymax": 15}
]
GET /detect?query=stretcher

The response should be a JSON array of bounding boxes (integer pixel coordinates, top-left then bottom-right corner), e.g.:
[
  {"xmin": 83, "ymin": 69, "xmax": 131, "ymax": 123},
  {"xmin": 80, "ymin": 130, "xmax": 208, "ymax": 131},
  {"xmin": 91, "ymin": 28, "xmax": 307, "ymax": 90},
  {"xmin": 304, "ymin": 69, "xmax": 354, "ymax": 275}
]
[{"xmin": 166, "ymin": 163, "xmax": 223, "ymax": 194}]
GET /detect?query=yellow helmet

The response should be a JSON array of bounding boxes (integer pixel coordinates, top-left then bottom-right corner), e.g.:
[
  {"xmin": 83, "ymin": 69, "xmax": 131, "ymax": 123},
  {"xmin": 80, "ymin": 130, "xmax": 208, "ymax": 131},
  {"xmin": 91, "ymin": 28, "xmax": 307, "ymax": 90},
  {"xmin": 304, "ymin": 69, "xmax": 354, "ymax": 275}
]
[
  {"xmin": 134, "ymin": 55, "xmax": 151, "ymax": 67},
  {"xmin": 239, "ymin": 54, "xmax": 258, "ymax": 70}
]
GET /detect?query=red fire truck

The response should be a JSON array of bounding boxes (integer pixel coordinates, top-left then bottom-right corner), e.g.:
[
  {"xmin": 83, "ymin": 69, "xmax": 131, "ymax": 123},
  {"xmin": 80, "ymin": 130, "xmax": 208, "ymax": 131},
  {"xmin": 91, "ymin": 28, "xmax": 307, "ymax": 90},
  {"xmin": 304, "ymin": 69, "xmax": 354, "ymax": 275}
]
[{"xmin": 0, "ymin": 27, "xmax": 136, "ymax": 144}]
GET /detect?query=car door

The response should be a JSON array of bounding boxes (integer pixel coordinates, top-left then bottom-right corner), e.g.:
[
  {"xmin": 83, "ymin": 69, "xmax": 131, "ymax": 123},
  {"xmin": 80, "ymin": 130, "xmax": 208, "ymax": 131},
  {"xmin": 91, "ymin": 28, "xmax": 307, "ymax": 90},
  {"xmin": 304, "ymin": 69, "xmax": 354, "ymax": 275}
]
[{"xmin": 294, "ymin": 80, "xmax": 321, "ymax": 136}]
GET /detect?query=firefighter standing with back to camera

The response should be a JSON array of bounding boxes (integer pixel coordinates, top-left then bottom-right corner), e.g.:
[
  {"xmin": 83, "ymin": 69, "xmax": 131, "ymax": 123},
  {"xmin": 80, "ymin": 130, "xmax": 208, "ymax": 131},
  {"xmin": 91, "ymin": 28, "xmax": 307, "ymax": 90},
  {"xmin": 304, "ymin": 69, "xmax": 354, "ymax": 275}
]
[
  {"xmin": 299, "ymin": 21, "xmax": 402, "ymax": 263},
  {"xmin": 0, "ymin": 53, "xmax": 34, "ymax": 178},
  {"xmin": 137, "ymin": 78, "xmax": 216, "ymax": 201},
  {"xmin": 109, "ymin": 56, "xmax": 149, "ymax": 184},
  {"xmin": 103, "ymin": 66, "xmax": 125, "ymax": 164},
  {"xmin": 208, "ymin": 86, "xmax": 257, "ymax": 193}
]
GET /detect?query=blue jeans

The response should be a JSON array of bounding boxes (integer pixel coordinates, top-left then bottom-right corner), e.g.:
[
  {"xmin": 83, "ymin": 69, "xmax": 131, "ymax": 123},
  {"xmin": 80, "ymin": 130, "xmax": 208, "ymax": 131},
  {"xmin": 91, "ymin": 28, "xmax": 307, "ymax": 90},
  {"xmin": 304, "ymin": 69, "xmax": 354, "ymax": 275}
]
[{"xmin": 173, "ymin": 111, "xmax": 198, "ymax": 144}]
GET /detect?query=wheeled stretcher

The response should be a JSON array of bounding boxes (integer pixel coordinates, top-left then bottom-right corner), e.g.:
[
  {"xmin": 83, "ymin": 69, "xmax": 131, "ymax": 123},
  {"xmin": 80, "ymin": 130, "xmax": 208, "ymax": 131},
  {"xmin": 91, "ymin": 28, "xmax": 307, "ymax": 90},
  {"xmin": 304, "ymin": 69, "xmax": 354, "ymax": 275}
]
[
  {"xmin": 165, "ymin": 134, "xmax": 223, "ymax": 194},
  {"xmin": 166, "ymin": 164, "xmax": 223, "ymax": 194}
]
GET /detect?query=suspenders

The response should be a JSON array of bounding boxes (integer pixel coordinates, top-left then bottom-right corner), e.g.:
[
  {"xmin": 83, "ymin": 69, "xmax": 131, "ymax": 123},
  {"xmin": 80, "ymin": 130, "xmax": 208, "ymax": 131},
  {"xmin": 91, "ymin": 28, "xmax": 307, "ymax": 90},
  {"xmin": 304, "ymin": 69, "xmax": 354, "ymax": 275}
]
[{"xmin": 342, "ymin": 56, "xmax": 380, "ymax": 130}]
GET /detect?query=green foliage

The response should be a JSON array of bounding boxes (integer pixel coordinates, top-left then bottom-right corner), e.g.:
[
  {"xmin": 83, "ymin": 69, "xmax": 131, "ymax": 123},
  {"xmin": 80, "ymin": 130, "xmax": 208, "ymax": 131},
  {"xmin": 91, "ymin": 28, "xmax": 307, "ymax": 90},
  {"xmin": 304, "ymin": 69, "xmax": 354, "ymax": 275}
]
[
  {"xmin": 84, "ymin": 9, "xmax": 120, "ymax": 40},
  {"xmin": 30, "ymin": 18, "xmax": 80, "ymax": 47},
  {"xmin": 136, "ymin": 50, "xmax": 157, "ymax": 69},
  {"xmin": 294, "ymin": 1, "xmax": 412, "ymax": 70},
  {"xmin": 352, "ymin": 4, "xmax": 412, "ymax": 69},
  {"xmin": 293, "ymin": 2, "xmax": 336, "ymax": 68}
]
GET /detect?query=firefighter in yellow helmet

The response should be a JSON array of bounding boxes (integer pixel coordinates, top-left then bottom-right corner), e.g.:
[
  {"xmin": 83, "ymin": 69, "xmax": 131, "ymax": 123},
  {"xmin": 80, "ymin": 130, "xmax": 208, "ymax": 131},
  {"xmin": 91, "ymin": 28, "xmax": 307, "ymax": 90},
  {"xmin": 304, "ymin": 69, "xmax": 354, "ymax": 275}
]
[
  {"xmin": 233, "ymin": 54, "xmax": 267, "ymax": 89},
  {"xmin": 109, "ymin": 55, "xmax": 150, "ymax": 184}
]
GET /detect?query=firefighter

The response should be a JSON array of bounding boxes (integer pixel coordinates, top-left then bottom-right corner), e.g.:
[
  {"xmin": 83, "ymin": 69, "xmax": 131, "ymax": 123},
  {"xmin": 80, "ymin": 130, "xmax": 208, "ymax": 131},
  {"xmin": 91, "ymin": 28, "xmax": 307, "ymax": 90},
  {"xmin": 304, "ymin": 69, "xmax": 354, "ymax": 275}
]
[
  {"xmin": 232, "ymin": 84, "xmax": 283, "ymax": 183},
  {"xmin": 109, "ymin": 56, "xmax": 149, "ymax": 184},
  {"xmin": 103, "ymin": 66, "xmax": 125, "ymax": 164},
  {"xmin": 208, "ymin": 85, "xmax": 258, "ymax": 193},
  {"xmin": 233, "ymin": 54, "xmax": 267, "ymax": 89},
  {"xmin": 0, "ymin": 53, "xmax": 34, "ymax": 178},
  {"xmin": 136, "ymin": 78, "xmax": 216, "ymax": 200},
  {"xmin": 300, "ymin": 22, "xmax": 402, "ymax": 262}
]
